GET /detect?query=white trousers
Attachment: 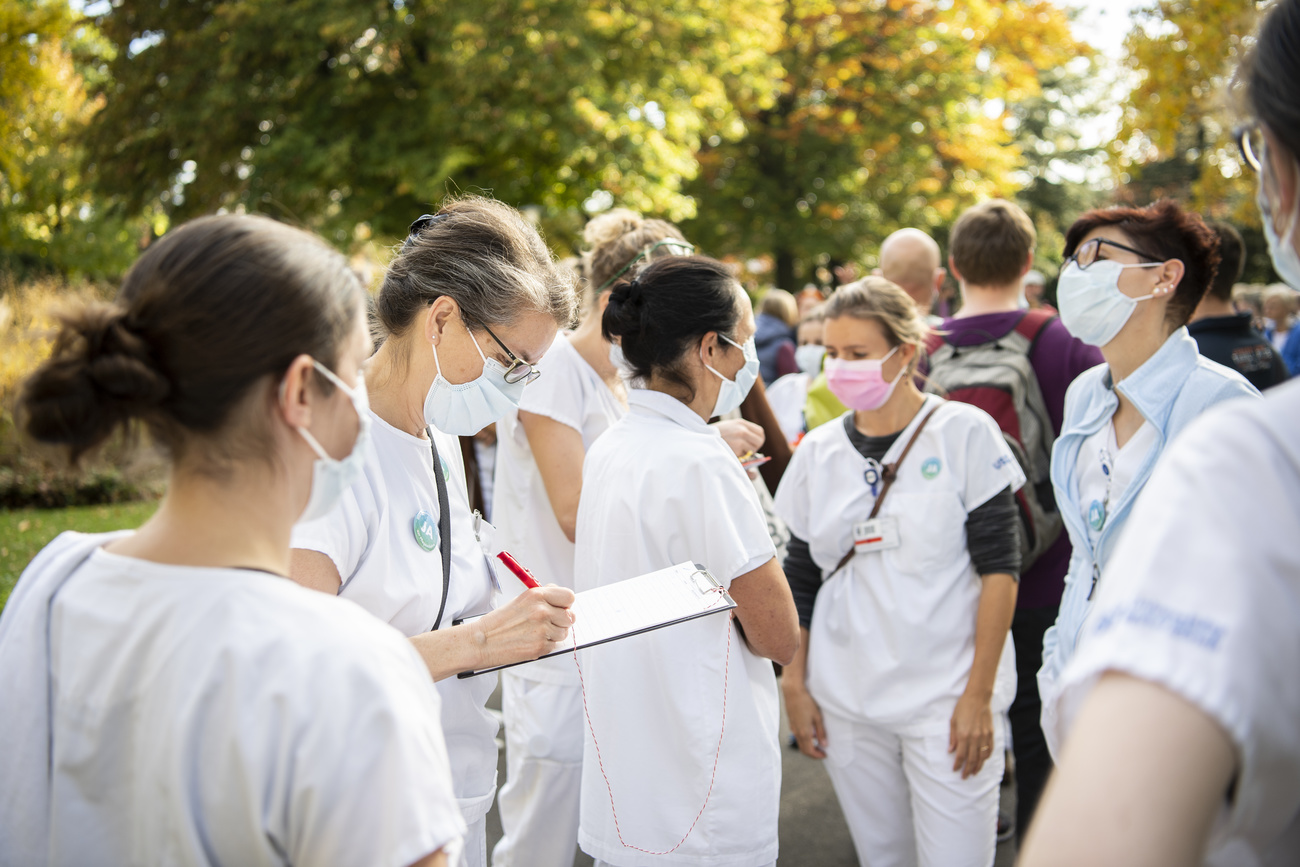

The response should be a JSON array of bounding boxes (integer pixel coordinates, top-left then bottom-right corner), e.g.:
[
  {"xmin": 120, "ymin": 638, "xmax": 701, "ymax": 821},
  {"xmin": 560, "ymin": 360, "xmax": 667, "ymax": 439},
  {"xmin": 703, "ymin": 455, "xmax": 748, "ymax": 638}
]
[
  {"xmin": 820, "ymin": 712, "xmax": 1004, "ymax": 867},
  {"xmin": 593, "ymin": 862, "xmax": 774, "ymax": 867},
  {"xmin": 490, "ymin": 671, "xmax": 585, "ymax": 867}
]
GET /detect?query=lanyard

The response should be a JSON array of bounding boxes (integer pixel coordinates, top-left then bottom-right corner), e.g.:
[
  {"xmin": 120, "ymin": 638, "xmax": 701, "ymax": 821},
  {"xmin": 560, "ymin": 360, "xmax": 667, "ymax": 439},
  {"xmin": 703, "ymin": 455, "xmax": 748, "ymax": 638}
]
[{"xmin": 427, "ymin": 428, "xmax": 452, "ymax": 632}]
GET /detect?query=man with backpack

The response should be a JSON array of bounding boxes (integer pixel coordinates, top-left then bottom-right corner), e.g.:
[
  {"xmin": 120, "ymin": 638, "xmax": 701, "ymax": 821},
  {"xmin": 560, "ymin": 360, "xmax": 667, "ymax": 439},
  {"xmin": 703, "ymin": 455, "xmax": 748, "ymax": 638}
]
[{"xmin": 925, "ymin": 200, "xmax": 1103, "ymax": 846}]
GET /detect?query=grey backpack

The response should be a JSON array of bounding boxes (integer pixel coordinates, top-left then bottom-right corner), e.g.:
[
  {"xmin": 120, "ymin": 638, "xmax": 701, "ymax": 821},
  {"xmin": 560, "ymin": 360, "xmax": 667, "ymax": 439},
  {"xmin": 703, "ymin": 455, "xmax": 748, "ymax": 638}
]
[{"xmin": 924, "ymin": 309, "xmax": 1064, "ymax": 570}]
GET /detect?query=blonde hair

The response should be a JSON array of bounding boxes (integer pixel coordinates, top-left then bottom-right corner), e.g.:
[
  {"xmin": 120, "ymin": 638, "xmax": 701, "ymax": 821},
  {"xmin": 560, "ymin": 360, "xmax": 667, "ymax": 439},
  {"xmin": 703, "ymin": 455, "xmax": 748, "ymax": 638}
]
[
  {"xmin": 758, "ymin": 288, "xmax": 799, "ymax": 326},
  {"xmin": 580, "ymin": 209, "xmax": 688, "ymax": 313},
  {"xmin": 823, "ymin": 277, "xmax": 928, "ymax": 370}
]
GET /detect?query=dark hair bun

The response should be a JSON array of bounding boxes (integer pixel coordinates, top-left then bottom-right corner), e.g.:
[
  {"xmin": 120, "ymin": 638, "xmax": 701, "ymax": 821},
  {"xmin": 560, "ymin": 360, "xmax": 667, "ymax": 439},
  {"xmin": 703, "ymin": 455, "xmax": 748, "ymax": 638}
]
[
  {"xmin": 601, "ymin": 276, "xmax": 648, "ymax": 340},
  {"xmin": 20, "ymin": 302, "xmax": 169, "ymax": 459}
]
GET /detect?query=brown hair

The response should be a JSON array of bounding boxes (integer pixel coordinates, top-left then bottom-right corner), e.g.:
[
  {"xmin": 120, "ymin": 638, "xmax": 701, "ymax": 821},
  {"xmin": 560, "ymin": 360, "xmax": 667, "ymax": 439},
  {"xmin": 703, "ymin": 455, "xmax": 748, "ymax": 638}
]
[
  {"xmin": 823, "ymin": 276, "xmax": 928, "ymax": 372},
  {"xmin": 949, "ymin": 200, "xmax": 1037, "ymax": 287},
  {"xmin": 1208, "ymin": 222, "xmax": 1245, "ymax": 302},
  {"xmin": 1063, "ymin": 199, "xmax": 1220, "ymax": 329},
  {"xmin": 376, "ymin": 196, "xmax": 577, "ymax": 344},
  {"xmin": 583, "ymin": 210, "xmax": 688, "ymax": 304},
  {"xmin": 19, "ymin": 215, "xmax": 363, "ymax": 466},
  {"xmin": 758, "ymin": 288, "xmax": 799, "ymax": 326}
]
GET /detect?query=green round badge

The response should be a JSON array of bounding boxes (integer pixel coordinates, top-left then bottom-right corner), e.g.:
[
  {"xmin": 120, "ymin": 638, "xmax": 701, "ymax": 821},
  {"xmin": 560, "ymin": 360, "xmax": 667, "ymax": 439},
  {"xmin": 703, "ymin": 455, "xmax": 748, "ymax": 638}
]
[{"xmin": 413, "ymin": 509, "xmax": 439, "ymax": 552}]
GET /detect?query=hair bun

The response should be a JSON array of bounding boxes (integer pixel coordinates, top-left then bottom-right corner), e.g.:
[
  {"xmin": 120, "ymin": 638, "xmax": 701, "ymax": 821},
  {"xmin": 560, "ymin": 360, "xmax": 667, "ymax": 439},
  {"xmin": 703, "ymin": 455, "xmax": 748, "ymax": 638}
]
[{"xmin": 20, "ymin": 302, "xmax": 169, "ymax": 458}]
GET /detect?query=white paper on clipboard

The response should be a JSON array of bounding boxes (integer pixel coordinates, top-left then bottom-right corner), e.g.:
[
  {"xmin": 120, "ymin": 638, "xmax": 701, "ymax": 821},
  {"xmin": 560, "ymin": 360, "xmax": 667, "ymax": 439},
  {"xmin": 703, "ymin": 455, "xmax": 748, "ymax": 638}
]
[{"xmin": 457, "ymin": 561, "xmax": 735, "ymax": 678}]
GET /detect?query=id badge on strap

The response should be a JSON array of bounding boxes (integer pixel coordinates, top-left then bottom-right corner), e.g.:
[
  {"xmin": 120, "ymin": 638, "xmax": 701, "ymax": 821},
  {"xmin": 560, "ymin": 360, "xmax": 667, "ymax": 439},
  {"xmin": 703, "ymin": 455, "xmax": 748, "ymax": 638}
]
[{"xmin": 852, "ymin": 517, "xmax": 900, "ymax": 553}]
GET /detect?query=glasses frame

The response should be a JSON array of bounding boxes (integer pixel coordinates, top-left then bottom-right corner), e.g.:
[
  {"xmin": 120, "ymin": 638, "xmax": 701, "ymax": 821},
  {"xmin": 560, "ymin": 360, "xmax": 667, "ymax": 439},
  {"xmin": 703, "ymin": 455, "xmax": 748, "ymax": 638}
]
[
  {"xmin": 481, "ymin": 323, "xmax": 541, "ymax": 385},
  {"xmin": 596, "ymin": 238, "xmax": 696, "ymax": 293},
  {"xmin": 1066, "ymin": 237, "xmax": 1162, "ymax": 271},
  {"xmin": 1236, "ymin": 123, "xmax": 1264, "ymax": 174}
]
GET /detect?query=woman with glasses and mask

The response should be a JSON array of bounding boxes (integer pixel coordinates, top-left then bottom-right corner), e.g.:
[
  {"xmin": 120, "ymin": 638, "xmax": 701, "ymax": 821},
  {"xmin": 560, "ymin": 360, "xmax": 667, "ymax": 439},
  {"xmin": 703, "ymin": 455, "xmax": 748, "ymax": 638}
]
[
  {"xmin": 0, "ymin": 215, "xmax": 463, "ymax": 866},
  {"xmin": 1035, "ymin": 199, "xmax": 1261, "ymax": 759},
  {"xmin": 489, "ymin": 210, "xmax": 694, "ymax": 867},
  {"xmin": 1022, "ymin": 2, "xmax": 1300, "ymax": 863},
  {"xmin": 573, "ymin": 255, "xmax": 799, "ymax": 867},
  {"xmin": 289, "ymin": 197, "xmax": 579, "ymax": 867}
]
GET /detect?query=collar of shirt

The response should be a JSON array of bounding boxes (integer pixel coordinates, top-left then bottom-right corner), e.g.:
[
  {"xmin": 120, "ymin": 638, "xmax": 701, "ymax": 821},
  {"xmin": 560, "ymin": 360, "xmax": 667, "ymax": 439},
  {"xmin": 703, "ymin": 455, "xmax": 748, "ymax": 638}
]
[{"xmin": 627, "ymin": 387, "xmax": 717, "ymax": 434}]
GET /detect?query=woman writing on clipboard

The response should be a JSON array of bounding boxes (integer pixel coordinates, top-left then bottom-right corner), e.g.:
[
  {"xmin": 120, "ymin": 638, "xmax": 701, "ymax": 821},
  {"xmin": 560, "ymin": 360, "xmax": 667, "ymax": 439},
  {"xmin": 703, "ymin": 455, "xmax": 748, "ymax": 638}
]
[
  {"xmin": 773, "ymin": 278, "xmax": 1025, "ymax": 867},
  {"xmin": 289, "ymin": 197, "xmax": 578, "ymax": 867},
  {"xmin": 572, "ymin": 255, "xmax": 800, "ymax": 867}
]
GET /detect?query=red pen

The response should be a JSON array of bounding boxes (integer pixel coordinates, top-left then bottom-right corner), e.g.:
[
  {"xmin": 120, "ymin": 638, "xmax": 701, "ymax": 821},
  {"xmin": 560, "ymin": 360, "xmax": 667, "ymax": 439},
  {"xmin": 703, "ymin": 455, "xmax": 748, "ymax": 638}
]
[{"xmin": 497, "ymin": 551, "xmax": 541, "ymax": 590}]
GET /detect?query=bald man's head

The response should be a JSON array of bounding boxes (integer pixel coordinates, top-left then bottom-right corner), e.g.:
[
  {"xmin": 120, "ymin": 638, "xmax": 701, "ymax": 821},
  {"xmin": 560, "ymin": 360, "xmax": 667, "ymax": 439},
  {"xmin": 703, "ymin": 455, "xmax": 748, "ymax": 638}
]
[{"xmin": 879, "ymin": 228, "xmax": 945, "ymax": 312}]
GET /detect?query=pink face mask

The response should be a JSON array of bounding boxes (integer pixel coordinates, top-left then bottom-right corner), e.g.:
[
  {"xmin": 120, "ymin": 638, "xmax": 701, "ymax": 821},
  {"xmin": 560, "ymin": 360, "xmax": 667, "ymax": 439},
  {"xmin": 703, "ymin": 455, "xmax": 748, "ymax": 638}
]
[{"xmin": 825, "ymin": 346, "xmax": 904, "ymax": 411}]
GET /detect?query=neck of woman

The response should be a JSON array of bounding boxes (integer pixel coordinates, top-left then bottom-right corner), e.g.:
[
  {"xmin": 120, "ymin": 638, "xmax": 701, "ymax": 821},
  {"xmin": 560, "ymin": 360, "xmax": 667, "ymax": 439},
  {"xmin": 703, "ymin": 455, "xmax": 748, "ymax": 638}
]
[
  {"xmin": 1102, "ymin": 319, "xmax": 1173, "ymax": 386},
  {"xmin": 367, "ymin": 336, "xmax": 431, "ymax": 438},
  {"xmin": 853, "ymin": 382, "xmax": 926, "ymax": 437},
  {"xmin": 569, "ymin": 313, "xmax": 624, "ymax": 394},
  {"xmin": 107, "ymin": 461, "xmax": 297, "ymax": 576}
]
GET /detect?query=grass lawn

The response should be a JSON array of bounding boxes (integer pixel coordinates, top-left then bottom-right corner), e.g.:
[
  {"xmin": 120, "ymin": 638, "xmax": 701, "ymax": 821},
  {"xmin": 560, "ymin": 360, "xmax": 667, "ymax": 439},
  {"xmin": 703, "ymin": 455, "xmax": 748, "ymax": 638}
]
[{"xmin": 0, "ymin": 501, "xmax": 158, "ymax": 613}]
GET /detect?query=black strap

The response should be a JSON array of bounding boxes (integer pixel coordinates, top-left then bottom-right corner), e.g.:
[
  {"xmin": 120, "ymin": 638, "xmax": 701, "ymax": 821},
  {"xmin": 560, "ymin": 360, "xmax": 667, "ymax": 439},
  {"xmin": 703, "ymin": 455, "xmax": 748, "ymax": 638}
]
[
  {"xmin": 427, "ymin": 428, "xmax": 452, "ymax": 632},
  {"xmin": 826, "ymin": 402, "xmax": 944, "ymax": 579}
]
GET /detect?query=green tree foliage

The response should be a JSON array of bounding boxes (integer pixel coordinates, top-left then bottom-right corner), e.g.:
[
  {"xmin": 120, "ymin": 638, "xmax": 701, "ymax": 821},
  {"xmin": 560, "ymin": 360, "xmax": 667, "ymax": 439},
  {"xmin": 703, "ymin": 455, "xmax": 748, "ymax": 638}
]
[
  {"xmin": 1116, "ymin": 0, "xmax": 1258, "ymax": 220},
  {"xmin": 87, "ymin": 0, "xmax": 782, "ymax": 247},
  {"xmin": 0, "ymin": 0, "xmax": 144, "ymax": 278},
  {"xmin": 681, "ymin": 0, "xmax": 1089, "ymax": 288}
]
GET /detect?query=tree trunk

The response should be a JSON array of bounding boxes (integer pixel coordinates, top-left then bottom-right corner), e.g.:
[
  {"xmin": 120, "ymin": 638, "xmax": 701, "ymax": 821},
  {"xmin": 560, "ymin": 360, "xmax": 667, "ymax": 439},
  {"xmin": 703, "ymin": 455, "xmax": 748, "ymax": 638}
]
[{"xmin": 775, "ymin": 248, "xmax": 796, "ymax": 292}]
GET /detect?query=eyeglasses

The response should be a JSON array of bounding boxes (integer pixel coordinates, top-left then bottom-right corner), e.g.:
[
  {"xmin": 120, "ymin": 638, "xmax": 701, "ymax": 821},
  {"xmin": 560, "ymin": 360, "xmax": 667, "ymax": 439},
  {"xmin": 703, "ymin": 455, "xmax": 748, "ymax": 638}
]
[
  {"xmin": 596, "ymin": 239, "xmax": 696, "ymax": 292},
  {"xmin": 1066, "ymin": 237, "xmax": 1161, "ymax": 270},
  {"xmin": 481, "ymin": 323, "xmax": 541, "ymax": 385},
  {"xmin": 1236, "ymin": 123, "xmax": 1264, "ymax": 174}
]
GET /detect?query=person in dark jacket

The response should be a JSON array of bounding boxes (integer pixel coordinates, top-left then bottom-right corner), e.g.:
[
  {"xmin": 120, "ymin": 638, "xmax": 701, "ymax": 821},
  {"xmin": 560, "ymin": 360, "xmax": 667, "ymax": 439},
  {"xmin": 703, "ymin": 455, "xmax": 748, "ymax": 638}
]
[
  {"xmin": 1187, "ymin": 222, "xmax": 1289, "ymax": 390},
  {"xmin": 755, "ymin": 288, "xmax": 800, "ymax": 384}
]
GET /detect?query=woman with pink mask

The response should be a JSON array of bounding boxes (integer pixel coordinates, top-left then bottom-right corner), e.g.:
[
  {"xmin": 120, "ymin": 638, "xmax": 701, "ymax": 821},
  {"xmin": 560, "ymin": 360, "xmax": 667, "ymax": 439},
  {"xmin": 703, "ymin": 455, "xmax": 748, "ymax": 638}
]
[{"xmin": 773, "ymin": 277, "xmax": 1024, "ymax": 867}]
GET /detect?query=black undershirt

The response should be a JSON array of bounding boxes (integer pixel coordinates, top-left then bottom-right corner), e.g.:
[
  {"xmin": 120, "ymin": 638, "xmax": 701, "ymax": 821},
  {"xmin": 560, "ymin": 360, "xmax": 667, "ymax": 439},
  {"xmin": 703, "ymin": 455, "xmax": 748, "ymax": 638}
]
[{"xmin": 783, "ymin": 414, "xmax": 1021, "ymax": 629}]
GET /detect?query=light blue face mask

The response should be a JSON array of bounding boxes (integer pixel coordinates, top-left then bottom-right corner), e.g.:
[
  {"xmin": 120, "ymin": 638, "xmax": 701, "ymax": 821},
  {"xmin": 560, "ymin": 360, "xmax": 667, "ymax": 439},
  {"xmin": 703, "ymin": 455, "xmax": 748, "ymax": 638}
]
[
  {"xmin": 296, "ymin": 360, "xmax": 371, "ymax": 524},
  {"xmin": 424, "ymin": 323, "xmax": 527, "ymax": 435},
  {"xmin": 1056, "ymin": 260, "xmax": 1163, "ymax": 348},
  {"xmin": 704, "ymin": 334, "xmax": 759, "ymax": 417},
  {"xmin": 1259, "ymin": 158, "xmax": 1300, "ymax": 289}
]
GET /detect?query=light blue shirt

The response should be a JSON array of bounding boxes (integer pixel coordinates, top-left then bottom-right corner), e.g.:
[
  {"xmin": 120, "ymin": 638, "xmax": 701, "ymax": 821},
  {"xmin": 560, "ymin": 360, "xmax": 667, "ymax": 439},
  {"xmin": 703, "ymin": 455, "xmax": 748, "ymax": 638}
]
[{"xmin": 1038, "ymin": 327, "xmax": 1260, "ymax": 744}]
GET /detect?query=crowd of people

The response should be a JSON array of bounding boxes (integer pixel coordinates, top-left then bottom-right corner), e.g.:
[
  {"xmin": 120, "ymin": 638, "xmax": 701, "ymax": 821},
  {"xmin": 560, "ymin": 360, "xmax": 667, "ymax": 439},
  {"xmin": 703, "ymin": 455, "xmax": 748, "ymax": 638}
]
[{"xmin": 0, "ymin": 2, "xmax": 1297, "ymax": 866}]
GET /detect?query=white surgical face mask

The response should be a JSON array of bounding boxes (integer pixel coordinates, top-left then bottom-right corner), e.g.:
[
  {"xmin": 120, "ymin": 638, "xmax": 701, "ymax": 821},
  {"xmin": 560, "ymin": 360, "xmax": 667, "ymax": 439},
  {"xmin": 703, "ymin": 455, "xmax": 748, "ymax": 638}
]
[
  {"xmin": 704, "ymin": 334, "xmax": 759, "ymax": 417},
  {"xmin": 1259, "ymin": 160, "xmax": 1300, "ymax": 290},
  {"xmin": 424, "ymin": 322, "xmax": 527, "ymax": 435},
  {"xmin": 1056, "ymin": 259, "xmax": 1163, "ymax": 348},
  {"xmin": 794, "ymin": 343, "xmax": 826, "ymax": 375},
  {"xmin": 609, "ymin": 342, "xmax": 634, "ymax": 377},
  {"xmin": 296, "ymin": 361, "xmax": 371, "ymax": 524}
]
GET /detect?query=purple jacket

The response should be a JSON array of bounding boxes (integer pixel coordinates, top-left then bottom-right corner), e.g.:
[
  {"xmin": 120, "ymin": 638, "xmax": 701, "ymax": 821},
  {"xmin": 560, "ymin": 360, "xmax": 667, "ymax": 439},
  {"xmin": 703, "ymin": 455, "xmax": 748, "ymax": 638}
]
[{"xmin": 939, "ymin": 311, "xmax": 1104, "ymax": 609}]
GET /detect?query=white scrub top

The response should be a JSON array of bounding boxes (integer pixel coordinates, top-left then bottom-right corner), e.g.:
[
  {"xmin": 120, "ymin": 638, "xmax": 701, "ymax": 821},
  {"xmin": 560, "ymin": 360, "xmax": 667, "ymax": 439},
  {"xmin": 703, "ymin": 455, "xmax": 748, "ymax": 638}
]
[
  {"xmin": 0, "ymin": 536, "xmax": 463, "ymax": 867},
  {"xmin": 573, "ymin": 389, "xmax": 780, "ymax": 867},
  {"xmin": 1051, "ymin": 383, "xmax": 1300, "ymax": 866},
  {"xmin": 493, "ymin": 334, "xmax": 625, "ymax": 685},
  {"xmin": 773, "ymin": 397, "xmax": 1026, "ymax": 732},
  {"xmin": 1074, "ymin": 420, "xmax": 1157, "ymax": 546},
  {"xmin": 292, "ymin": 411, "xmax": 499, "ymax": 821}
]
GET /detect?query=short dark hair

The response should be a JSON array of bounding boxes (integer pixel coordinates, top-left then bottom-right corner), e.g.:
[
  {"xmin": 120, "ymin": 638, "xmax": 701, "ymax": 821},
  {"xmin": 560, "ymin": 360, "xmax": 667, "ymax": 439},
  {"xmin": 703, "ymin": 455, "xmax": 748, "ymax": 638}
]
[
  {"xmin": 602, "ymin": 256, "xmax": 741, "ymax": 400},
  {"xmin": 1208, "ymin": 223, "xmax": 1245, "ymax": 302},
  {"xmin": 1235, "ymin": 0, "xmax": 1300, "ymax": 167},
  {"xmin": 19, "ymin": 215, "xmax": 363, "ymax": 465},
  {"xmin": 1063, "ymin": 200, "xmax": 1220, "ymax": 329},
  {"xmin": 949, "ymin": 199, "xmax": 1037, "ymax": 287}
]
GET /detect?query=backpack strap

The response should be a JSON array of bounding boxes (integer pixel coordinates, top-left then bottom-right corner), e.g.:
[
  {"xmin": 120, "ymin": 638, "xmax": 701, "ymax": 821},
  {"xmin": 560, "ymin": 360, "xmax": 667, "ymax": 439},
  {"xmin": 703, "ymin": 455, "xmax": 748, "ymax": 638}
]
[{"xmin": 1014, "ymin": 308, "xmax": 1057, "ymax": 352}]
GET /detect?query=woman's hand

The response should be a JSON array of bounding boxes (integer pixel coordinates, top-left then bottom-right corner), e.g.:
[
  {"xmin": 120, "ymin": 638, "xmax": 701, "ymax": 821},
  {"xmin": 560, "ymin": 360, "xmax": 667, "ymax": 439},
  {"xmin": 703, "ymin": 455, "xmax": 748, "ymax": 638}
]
[
  {"xmin": 782, "ymin": 680, "xmax": 828, "ymax": 759},
  {"xmin": 949, "ymin": 689, "xmax": 995, "ymax": 779},
  {"xmin": 713, "ymin": 418, "xmax": 765, "ymax": 457},
  {"xmin": 472, "ymin": 585, "xmax": 576, "ymax": 670}
]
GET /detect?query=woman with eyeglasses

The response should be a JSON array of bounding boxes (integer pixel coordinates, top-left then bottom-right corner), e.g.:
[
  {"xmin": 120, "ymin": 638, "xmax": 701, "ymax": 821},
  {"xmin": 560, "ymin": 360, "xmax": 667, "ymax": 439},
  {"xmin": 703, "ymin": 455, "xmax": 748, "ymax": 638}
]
[
  {"xmin": 488, "ymin": 210, "xmax": 697, "ymax": 867},
  {"xmin": 289, "ymin": 197, "xmax": 579, "ymax": 867},
  {"xmin": 1021, "ymin": 3, "xmax": 1300, "ymax": 862},
  {"xmin": 1035, "ymin": 199, "xmax": 1261, "ymax": 759},
  {"xmin": 0, "ymin": 215, "xmax": 463, "ymax": 866}
]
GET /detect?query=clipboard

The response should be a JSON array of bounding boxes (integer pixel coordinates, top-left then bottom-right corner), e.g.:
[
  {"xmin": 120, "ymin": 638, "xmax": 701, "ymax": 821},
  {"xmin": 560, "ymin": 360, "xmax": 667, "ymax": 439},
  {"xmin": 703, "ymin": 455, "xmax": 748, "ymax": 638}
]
[{"xmin": 456, "ymin": 561, "xmax": 735, "ymax": 678}]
